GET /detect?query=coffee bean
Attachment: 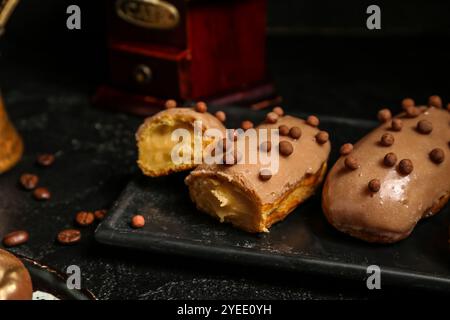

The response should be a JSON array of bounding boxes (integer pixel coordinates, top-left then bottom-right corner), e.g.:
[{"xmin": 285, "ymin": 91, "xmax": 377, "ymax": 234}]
[
  {"xmin": 259, "ymin": 141, "xmax": 271, "ymax": 152},
  {"xmin": 279, "ymin": 141, "xmax": 293, "ymax": 156},
  {"xmin": 259, "ymin": 168, "xmax": 272, "ymax": 181},
  {"xmin": 405, "ymin": 106, "xmax": 421, "ymax": 118},
  {"xmin": 339, "ymin": 143, "xmax": 353, "ymax": 156},
  {"xmin": 272, "ymin": 106, "xmax": 284, "ymax": 116},
  {"xmin": 164, "ymin": 99, "xmax": 177, "ymax": 109},
  {"xmin": 20, "ymin": 173, "xmax": 39, "ymax": 190},
  {"xmin": 57, "ymin": 229, "xmax": 81, "ymax": 245},
  {"xmin": 384, "ymin": 152, "xmax": 397, "ymax": 167},
  {"xmin": 131, "ymin": 215, "xmax": 145, "ymax": 228},
  {"xmin": 289, "ymin": 127, "xmax": 302, "ymax": 139},
  {"xmin": 380, "ymin": 133, "xmax": 394, "ymax": 146},
  {"xmin": 345, "ymin": 156, "xmax": 359, "ymax": 170},
  {"xmin": 33, "ymin": 187, "xmax": 51, "ymax": 201},
  {"xmin": 195, "ymin": 101, "xmax": 207, "ymax": 113},
  {"xmin": 94, "ymin": 209, "xmax": 107, "ymax": 221},
  {"xmin": 417, "ymin": 120, "xmax": 433, "ymax": 134},
  {"xmin": 278, "ymin": 125, "xmax": 290, "ymax": 136},
  {"xmin": 241, "ymin": 120, "xmax": 254, "ymax": 130},
  {"xmin": 315, "ymin": 131, "xmax": 329, "ymax": 144},
  {"xmin": 306, "ymin": 115, "xmax": 319, "ymax": 127},
  {"xmin": 377, "ymin": 108, "xmax": 392, "ymax": 123},
  {"xmin": 429, "ymin": 148, "xmax": 445, "ymax": 164},
  {"xmin": 215, "ymin": 111, "xmax": 226, "ymax": 123},
  {"xmin": 266, "ymin": 112, "xmax": 279, "ymax": 124},
  {"xmin": 368, "ymin": 179, "xmax": 381, "ymax": 193},
  {"xmin": 428, "ymin": 95, "xmax": 442, "ymax": 108},
  {"xmin": 391, "ymin": 118, "xmax": 403, "ymax": 131},
  {"xmin": 2, "ymin": 230, "xmax": 29, "ymax": 247},
  {"xmin": 401, "ymin": 98, "xmax": 415, "ymax": 110},
  {"xmin": 36, "ymin": 153, "xmax": 55, "ymax": 167},
  {"xmin": 75, "ymin": 211, "xmax": 95, "ymax": 227},
  {"xmin": 398, "ymin": 159, "xmax": 413, "ymax": 175}
]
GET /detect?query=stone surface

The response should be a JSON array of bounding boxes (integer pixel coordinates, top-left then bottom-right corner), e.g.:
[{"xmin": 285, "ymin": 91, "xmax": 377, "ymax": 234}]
[{"xmin": 1, "ymin": 37, "xmax": 449, "ymax": 300}]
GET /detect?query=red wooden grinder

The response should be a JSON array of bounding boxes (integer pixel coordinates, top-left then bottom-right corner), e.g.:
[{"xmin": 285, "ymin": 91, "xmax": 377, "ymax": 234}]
[{"xmin": 95, "ymin": 0, "xmax": 273, "ymax": 115}]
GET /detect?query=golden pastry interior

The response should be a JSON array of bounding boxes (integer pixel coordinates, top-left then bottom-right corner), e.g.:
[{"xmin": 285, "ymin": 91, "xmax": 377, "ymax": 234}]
[
  {"xmin": 136, "ymin": 105, "xmax": 225, "ymax": 177},
  {"xmin": 187, "ymin": 163, "xmax": 327, "ymax": 232}
]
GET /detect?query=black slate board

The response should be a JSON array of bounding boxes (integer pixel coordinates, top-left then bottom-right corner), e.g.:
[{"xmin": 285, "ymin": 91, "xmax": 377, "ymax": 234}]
[
  {"xmin": 95, "ymin": 110, "xmax": 450, "ymax": 292},
  {"xmin": 21, "ymin": 257, "xmax": 97, "ymax": 300}
]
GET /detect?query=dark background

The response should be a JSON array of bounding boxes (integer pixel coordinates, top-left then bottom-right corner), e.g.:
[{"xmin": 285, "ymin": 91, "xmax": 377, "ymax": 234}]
[
  {"xmin": 2, "ymin": 0, "xmax": 450, "ymax": 118},
  {"xmin": 0, "ymin": 1, "xmax": 449, "ymax": 300}
]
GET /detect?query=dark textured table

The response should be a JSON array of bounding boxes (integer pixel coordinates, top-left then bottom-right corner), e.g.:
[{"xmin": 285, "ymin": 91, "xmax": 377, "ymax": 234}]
[{"xmin": 0, "ymin": 36, "xmax": 449, "ymax": 299}]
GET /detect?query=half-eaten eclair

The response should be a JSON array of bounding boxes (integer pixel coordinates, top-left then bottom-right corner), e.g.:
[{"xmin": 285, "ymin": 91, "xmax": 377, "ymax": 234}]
[
  {"xmin": 322, "ymin": 96, "xmax": 450, "ymax": 243},
  {"xmin": 185, "ymin": 110, "xmax": 331, "ymax": 232},
  {"xmin": 136, "ymin": 101, "xmax": 226, "ymax": 177}
]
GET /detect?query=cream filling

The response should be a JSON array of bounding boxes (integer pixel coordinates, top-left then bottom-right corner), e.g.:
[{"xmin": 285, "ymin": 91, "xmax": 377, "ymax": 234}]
[
  {"xmin": 191, "ymin": 178, "xmax": 256, "ymax": 225},
  {"xmin": 138, "ymin": 121, "xmax": 197, "ymax": 172},
  {"xmin": 138, "ymin": 118, "xmax": 219, "ymax": 174}
]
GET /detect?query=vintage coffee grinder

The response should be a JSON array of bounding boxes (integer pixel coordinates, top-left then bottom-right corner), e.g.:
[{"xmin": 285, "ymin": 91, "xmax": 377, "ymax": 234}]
[
  {"xmin": 0, "ymin": 0, "xmax": 23, "ymax": 174},
  {"xmin": 95, "ymin": 0, "xmax": 274, "ymax": 115}
]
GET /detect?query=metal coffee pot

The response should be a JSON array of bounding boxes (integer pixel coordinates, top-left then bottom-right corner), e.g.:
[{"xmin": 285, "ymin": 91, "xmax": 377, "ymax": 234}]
[
  {"xmin": 0, "ymin": 0, "xmax": 23, "ymax": 173},
  {"xmin": 0, "ymin": 95, "xmax": 23, "ymax": 173}
]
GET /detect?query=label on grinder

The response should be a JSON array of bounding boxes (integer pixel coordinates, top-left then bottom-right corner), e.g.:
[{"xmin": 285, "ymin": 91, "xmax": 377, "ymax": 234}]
[{"xmin": 116, "ymin": 0, "xmax": 180, "ymax": 30}]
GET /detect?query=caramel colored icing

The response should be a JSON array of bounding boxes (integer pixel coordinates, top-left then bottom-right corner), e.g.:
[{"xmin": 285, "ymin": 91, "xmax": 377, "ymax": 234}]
[
  {"xmin": 0, "ymin": 249, "xmax": 33, "ymax": 300},
  {"xmin": 323, "ymin": 107, "xmax": 450, "ymax": 242},
  {"xmin": 187, "ymin": 115, "xmax": 331, "ymax": 208}
]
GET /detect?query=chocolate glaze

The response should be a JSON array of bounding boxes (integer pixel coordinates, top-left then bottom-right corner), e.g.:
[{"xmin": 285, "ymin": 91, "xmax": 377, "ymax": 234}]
[
  {"xmin": 0, "ymin": 249, "xmax": 33, "ymax": 300},
  {"xmin": 187, "ymin": 115, "xmax": 331, "ymax": 206},
  {"xmin": 322, "ymin": 107, "xmax": 450, "ymax": 243}
]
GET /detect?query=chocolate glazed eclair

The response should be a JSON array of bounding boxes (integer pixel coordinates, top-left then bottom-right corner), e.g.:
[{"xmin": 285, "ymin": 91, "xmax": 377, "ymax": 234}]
[
  {"xmin": 185, "ymin": 110, "xmax": 331, "ymax": 233},
  {"xmin": 322, "ymin": 96, "xmax": 450, "ymax": 243}
]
